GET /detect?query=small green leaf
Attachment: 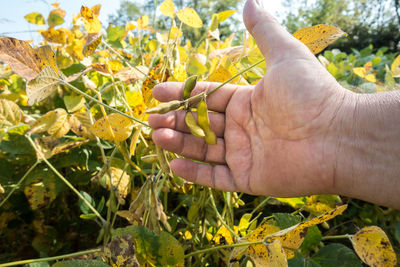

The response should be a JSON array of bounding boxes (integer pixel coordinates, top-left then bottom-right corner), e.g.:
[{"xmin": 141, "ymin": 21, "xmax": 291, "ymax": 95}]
[
  {"xmin": 300, "ymin": 225, "xmax": 322, "ymax": 254},
  {"xmin": 312, "ymin": 243, "xmax": 362, "ymax": 267},
  {"xmin": 395, "ymin": 222, "xmax": 400, "ymax": 243},
  {"xmin": 47, "ymin": 13, "xmax": 64, "ymax": 28},
  {"xmin": 63, "ymin": 95, "xmax": 86, "ymax": 113},
  {"xmin": 107, "ymin": 25, "xmax": 125, "ymax": 42},
  {"xmin": 158, "ymin": 232, "xmax": 184, "ymax": 267},
  {"xmin": 273, "ymin": 213, "xmax": 302, "ymax": 229},
  {"xmin": 79, "ymin": 191, "xmax": 95, "ymax": 214},
  {"xmin": 24, "ymin": 12, "xmax": 45, "ymax": 25}
]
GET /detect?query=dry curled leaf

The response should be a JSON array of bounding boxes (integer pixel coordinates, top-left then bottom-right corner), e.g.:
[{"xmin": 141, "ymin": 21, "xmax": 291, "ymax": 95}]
[
  {"xmin": 83, "ymin": 33, "xmax": 102, "ymax": 57},
  {"xmin": 0, "ymin": 37, "xmax": 43, "ymax": 80},
  {"xmin": 26, "ymin": 65, "xmax": 61, "ymax": 106}
]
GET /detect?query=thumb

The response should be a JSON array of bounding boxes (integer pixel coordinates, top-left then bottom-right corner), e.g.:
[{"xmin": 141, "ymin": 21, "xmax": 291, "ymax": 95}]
[{"xmin": 243, "ymin": 0, "xmax": 311, "ymax": 65}]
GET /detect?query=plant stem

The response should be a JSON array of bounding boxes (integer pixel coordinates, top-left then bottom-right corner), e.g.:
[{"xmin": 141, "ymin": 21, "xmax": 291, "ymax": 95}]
[
  {"xmin": 185, "ymin": 58, "xmax": 264, "ymax": 105},
  {"xmin": 184, "ymin": 240, "xmax": 262, "ymax": 258},
  {"xmin": 101, "ymin": 40, "xmax": 156, "ymax": 82},
  {"xmin": 62, "ymin": 81, "xmax": 149, "ymax": 127},
  {"xmin": 26, "ymin": 135, "xmax": 107, "ymax": 225},
  {"xmin": 0, "ymin": 161, "xmax": 39, "ymax": 208},
  {"xmin": 0, "ymin": 248, "xmax": 102, "ymax": 267},
  {"xmin": 206, "ymin": 58, "xmax": 264, "ymax": 97},
  {"xmin": 321, "ymin": 234, "xmax": 353, "ymax": 241},
  {"xmin": 250, "ymin": 196, "xmax": 271, "ymax": 215},
  {"xmin": 208, "ymin": 188, "xmax": 239, "ymax": 239}
]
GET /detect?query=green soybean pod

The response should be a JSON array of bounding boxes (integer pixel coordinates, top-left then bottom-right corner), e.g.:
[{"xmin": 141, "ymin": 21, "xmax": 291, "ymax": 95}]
[
  {"xmin": 185, "ymin": 111, "xmax": 205, "ymax": 138},
  {"xmin": 182, "ymin": 75, "xmax": 198, "ymax": 100},
  {"xmin": 197, "ymin": 100, "xmax": 217, "ymax": 145},
  {"xmin": 146, "ymin": 100, "xmax": 183, "ymax": 114}
]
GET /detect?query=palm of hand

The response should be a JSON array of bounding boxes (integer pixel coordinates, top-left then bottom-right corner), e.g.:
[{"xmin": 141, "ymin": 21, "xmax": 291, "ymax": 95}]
[{"xmin": 224, "ymin": 58, "xmax": 344, "ymax": 196}]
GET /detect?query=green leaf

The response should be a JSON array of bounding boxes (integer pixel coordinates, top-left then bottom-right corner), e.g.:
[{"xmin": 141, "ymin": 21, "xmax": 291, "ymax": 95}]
[
  {"xmin": 79, "ymin": 191, "xmax": 95, "ymax": 214},
  {"xmin": 107, "ymin": 25, "xmax": 125, "ymax": 42},
  {"xmin": 273, "ymin": 213, "xmax": 302, "ymax": 229},
  {"xmin": 24, "ymin": 12, "xmax": 46, "ymax": 25},
  {"xmin": 395, "ymin": 222, "xmax": 400, "ymax": 243},
  {"xmin": 288, "ymin": 252, "xmax": 320, "ymax": 267},
  {"xmin": 300, "ymin": 225, "xmax": 322, "ymax": 254},
  {"xmin": 158, "ymin": 232, "xmax": 184, "ymax": 267},
  {"xmin": 312, "ymin": 243, "xmax": 362, "ymax": 267},
  {"xmin": 64, "ymin": 95, "xmax": 86, "ymax": 113},
  {"xmin": 47, "ymin": 13, "xmax": 64, "ymax": 28},
  {"xmin": 52, "ymin": 260, "xmax": 109, "ymax": 267}
]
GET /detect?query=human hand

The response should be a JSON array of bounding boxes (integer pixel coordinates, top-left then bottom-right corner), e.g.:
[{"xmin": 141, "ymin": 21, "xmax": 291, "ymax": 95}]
[{"xmin": 148, "ymin": 0, "xmax": 351, "ymax": 197}]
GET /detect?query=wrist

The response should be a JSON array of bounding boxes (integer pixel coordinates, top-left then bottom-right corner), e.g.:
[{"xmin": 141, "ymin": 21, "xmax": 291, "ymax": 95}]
[{"xmin": 331, "ymin": 89, "xmax": 400, "ymax": 209}]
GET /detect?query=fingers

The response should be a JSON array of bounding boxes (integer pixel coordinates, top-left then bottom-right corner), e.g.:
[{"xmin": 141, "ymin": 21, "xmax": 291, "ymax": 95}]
[
  {"xmin": 243, "ymin": 0, "xmax": 312, "ymax": 65},
  {"xmin": 152, "ymin": 81, "xmax": 247, "ymax": 113},
  {"xmin": 148, "ymin": 109, "xmax": 225, "ymax": 137},
  {"xmin": 170, "ymin": 158, "xmax": 237, "ymax": 192},
  {"xmin": 153, "ymin": 128, "xmax": 226, "ymax": 164}
]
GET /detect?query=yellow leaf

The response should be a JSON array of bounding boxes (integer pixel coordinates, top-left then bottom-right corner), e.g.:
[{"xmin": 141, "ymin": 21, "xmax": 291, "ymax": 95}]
[
  {"xmin": 90, "ymin": 113, "xmax": 134, "ymax": 142},
  {"xmin": 137, "ymin": 15, "xmax": 149, "ymax": 29},
  {"xmin": 363, "ymin": 61, "xmax": 373, "ymax": 73},
  {"xmin": 276, "ymin": 197, "xmax": 306, "ymax": 209},
  {"xmin": 212, "ymin": 226, "xmax": 234, "ymax": 245},
  {"xmin": 51, "ymin": 139, "xmax": 89, "ymax": 156},
  {"xmin": 126, "ymin": 91, "xmax": 144, "ymax": 107},
  {"xmin": 177, "ymin": 8, "xmax": 203, "ymax": 28},
  {"xmin": 247, "ymin": 240, "xmax": 287, "ymax": 267},
  {"xmin": 66, "ymin": 38, "xmax": 84, "ymax": 60},
  {"xmin": 217, "ymin": 10, "xmax": 237, "ymax": 22},
  {"xmin": 352, "ymin": 226, "xmax": 397, "ymax": 267},
  {"xmin": 35, "ymin": 45, "xmax": 60, "ymax": 76},
  {"xmin": 47, "ymin": 8, "xmax": 65, "ymax": 27},
  {"xmin": 24, "ymin": 182, "xmax": 50, "ymax": 210},
  {"xmin": 47, "ymin": 112, "xmax": 71, "ymax": 138},
  {"xmin": 208, "ymin": 64, "xmax": 231, "ymax": 83},
  {"xmin": 80, "ymin": 5, "xmax": 101, "ymax": 33},
  {"xmin": 353, "ymin": 67, "xmax": 366, "ymax": 78},
  {"xmin": 172, "ymin": 64, "xmax": 188, "ymax": 82},
  {"xmin": 39, "ymin": 28, "xmax": 70, "ymax": 44},
  {"xmin": 391, "ymin": 54, "xmax": 400, "ymax": 72},
  {"xmin": 0, "ymin": 98, "xmax": 24, "ymax": 127},
  {"xmin": 160, "ymin": 0, "xmax": 175, "ymax": 18},
  {"xmin": 69, "ymin": 112, "xmax": 95, "ymax": 139},
  {"xmin": 24, "ymin": 12, "xmax": 45, "ymax": 25},
  {"xmin": 83, "ymin": 33, "xmax": 102, "ymax": 57},
  {"xmin": 107, "ymin": 60, "xmax": 123, "ymax": 73},
  {"xmin": 247, "ymin": 223, "xmax": 281, "ymax": 242},
  {"xmin": 0, "ymin": 183, "xmax": 4, "ymax": 194},
  {"xmin": 170, "ymin": 26, "xmax": 182, "ymax": 40},
  {"xmin": 29, "ymin": 108, "xmax": 66, "ymax": 134},
  {"xmin": 365, "ymin": 74, "xmax": 376, "ymax": 83},
  {"xmin": 26, "ymin": 66, "xmax": 60, "ymax": 106},
  {"xmin": 304, "ymin": 194, "xmax": 341, "ymax": 215},
  {"xmin": 264, "ymin": 205, "xmax": 347, "ymax": 259},
  {"xmin": 293, "ymin": 24, "xmax": 347, "ymax": 54}
]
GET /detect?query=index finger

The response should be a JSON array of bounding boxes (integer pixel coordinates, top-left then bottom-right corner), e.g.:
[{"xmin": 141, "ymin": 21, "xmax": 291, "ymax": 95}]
[{"xmin": 152, "ymin": 81, "xmax": 250, "ymax": 113}]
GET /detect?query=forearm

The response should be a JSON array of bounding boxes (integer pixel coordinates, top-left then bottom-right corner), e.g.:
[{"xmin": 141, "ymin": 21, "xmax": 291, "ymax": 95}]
[{"xmin": 334, "ymin": 90, "xmax": 400, "ymax": 209}]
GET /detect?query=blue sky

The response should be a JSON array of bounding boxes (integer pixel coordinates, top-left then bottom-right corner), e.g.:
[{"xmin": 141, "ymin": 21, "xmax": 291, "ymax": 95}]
[{"xmin": 0, "ymin": 0, "xmax": 284, "ymax": 41}]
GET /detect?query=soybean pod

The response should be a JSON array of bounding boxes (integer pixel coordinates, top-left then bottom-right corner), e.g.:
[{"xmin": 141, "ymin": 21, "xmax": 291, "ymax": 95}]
[
  {"xmin": 197, "ymin": 100, "xmax": 217, "ymax": 145},
  {"xmin": 185, "ymin": 110, "xmax": 205, "ymax": 138},
  {"xmin": 182, "ymin": 75, "xmax": 198, "ymax": 100},
  {"xmin": 146, "ymin": 100, "xmax": 183, "ymax": 114}
]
